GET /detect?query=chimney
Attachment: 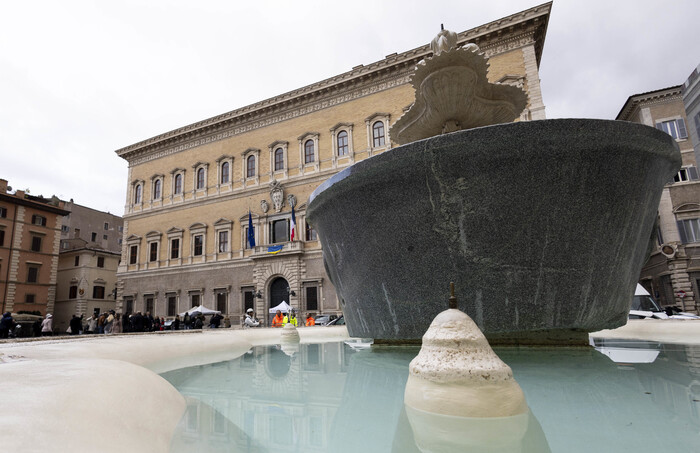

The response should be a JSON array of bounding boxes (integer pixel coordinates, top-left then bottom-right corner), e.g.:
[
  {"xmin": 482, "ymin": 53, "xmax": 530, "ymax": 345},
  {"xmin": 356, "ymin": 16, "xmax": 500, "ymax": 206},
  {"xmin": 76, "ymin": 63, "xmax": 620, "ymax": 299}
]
[{"xmin": 0, "ymin": 179, "xmax": 7, "ymax": 193}]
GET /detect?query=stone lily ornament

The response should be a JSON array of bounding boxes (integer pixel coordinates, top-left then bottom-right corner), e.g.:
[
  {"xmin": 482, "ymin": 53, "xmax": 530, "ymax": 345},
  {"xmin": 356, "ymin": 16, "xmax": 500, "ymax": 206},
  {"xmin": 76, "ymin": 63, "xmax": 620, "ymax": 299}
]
[
  {"xmin": 403, "ymin": 284, "xmax": 551, "ymax": 452},
  {"xmin": 390, "ymin": 27, "xmax": 528, "ymax": 144}
]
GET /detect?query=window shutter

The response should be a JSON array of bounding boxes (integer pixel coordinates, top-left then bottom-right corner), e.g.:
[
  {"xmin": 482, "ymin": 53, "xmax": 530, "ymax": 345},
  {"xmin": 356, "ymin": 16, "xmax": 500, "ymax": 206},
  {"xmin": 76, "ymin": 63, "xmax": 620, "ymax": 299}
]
[
  {"xmin": 677, "ymin": 118, "xmax": 688, "ymax": 139},
  {"xmin": 689, "ymin": 166, "xmax": 700, "ymax": 181},
  {"xmin": 677, "ymin": 220, "xmax": 688, "ymax": 244}
]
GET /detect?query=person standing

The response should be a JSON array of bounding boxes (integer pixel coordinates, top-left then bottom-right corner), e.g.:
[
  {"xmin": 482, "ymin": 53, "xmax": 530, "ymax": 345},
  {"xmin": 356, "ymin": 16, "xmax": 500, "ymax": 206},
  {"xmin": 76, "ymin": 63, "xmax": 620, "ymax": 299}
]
[
  {"xmin": 0, "ymin": 312, "xmax": 14, "ymax": 339},
  {"xmin": 305, "ymin": 314, "xmax": 315, "ymax": 326},
  {"xmin": 288, "ymin": 310, "xmax": 298, "ymax": 327},
  {"xmin": 85, "ymin": 314, "xmax": 98, "ymax": 334},
  {"xmin": 183, "ymin": 313, "xmax": 191, "ymax": 330},
  {"xmin": 41, "ymin": 314, "xmax": 53, "ymax": 336},
  {"xmin": 173, "ymin": 315, "xmax": 181, "ymax": 331},
  {"xmin": 244, "ymin": 308, "xmax": 260, "ymax": 328},
  {"xmin": 272, "ymin": 310, "xmax": 285, "ymax": 327},
  {"xmin": 112, "ymin": 314, "xmax": 122, "ymax": 334},
  {"xmin": 104, "ymin": 311, "xmax": 115, "ymax": 334},
  {"xmin": 69, "ymin": 315, "xmax": 82, "ymax": 335}
]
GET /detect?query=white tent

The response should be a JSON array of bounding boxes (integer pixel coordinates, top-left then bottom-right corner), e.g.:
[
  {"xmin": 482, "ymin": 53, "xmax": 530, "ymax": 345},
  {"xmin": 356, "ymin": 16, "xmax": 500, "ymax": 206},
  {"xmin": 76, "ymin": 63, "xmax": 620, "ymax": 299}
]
[
  {"xmin": 180, "ymin": 305, "xmax": 221, "ymax": 317},
  {"xmin": 269, "ymin": 301, "xmax": 293, "ymax": 314}
]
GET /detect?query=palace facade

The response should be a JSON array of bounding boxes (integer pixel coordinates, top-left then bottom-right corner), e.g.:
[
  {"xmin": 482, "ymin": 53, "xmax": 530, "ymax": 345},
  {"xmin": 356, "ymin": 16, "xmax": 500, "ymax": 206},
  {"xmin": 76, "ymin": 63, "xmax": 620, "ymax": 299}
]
[{"xmin": 115, "ymin": 3, "xmax": 551, "ymax": 325}]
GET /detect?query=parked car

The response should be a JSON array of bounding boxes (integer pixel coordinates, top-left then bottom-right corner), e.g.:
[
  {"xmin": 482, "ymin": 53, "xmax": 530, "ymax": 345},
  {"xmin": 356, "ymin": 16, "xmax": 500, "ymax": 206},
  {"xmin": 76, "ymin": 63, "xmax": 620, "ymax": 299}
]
[
  {"xmin": 629, "ymin": 284, "xmax": 700, "ymax": 320},
  {"xmin": 326, "ymin": 315, "xmax": 345, "ymax": 326},
  {"xmin": 313, "ymin": 314, "xmax": 338, "ymax": 326}
]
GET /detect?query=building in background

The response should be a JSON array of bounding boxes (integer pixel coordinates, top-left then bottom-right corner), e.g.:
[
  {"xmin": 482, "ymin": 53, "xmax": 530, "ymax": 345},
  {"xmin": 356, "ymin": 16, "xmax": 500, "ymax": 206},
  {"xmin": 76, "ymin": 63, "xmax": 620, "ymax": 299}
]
[
  {"xmin": 53, "ymin": 202, "xmax": 123, "ymax": 331},
  {"xmin": 617, "ymin": 81, "xmax": 700, "ymax": 312},
  {"xmin": 115, "ymin": 3, "xmax": 551, "ymax": 325},
  {"xmin": 0, "ymin": 178, "xmax": 70, "ymax": 317},
  {"xmin": 683, "ymin": 64, "xmax": 700, "ymax": 181}
]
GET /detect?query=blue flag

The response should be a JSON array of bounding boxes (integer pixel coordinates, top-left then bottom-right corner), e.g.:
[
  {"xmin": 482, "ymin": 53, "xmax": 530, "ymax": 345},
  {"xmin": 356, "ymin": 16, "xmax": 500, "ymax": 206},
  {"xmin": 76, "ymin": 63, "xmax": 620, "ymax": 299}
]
[
  {"xmin": 248, "ymin": 211, "xmax": 256, "ymax": 248},
  {"xmin": 267, "ymin": 245, "xmax": 284, "ymax": 254}
]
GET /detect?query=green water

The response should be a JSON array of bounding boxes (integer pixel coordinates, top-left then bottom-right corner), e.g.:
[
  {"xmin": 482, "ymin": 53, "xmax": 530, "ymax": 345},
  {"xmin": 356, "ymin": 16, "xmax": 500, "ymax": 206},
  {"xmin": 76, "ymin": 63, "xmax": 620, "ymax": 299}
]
[{"xmin": 161, "ymin": 339, "xmax": 700, "ymax": 452}]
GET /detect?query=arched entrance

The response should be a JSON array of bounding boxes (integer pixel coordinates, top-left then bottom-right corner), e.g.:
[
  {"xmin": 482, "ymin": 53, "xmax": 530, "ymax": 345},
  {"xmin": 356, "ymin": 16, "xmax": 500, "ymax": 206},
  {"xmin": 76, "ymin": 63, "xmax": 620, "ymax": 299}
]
[{"xmin": 269, "ymin": 277, "xmax": 290, "ymax": 310}]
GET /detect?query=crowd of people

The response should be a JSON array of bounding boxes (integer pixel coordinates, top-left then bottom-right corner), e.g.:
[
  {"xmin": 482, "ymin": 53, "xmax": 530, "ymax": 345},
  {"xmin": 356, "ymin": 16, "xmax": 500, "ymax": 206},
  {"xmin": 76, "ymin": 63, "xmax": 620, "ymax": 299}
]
[{"xmin": 1, "ymin": 308, "xmax": 325, "ymax": 339}]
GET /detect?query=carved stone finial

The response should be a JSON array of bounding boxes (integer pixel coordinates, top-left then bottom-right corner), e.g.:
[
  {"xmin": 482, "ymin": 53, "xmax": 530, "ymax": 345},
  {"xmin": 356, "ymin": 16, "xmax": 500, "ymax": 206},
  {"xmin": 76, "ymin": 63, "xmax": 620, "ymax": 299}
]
[{"xmin": 430, "ymin": 27, "xmax": 458, "ymax": 56}]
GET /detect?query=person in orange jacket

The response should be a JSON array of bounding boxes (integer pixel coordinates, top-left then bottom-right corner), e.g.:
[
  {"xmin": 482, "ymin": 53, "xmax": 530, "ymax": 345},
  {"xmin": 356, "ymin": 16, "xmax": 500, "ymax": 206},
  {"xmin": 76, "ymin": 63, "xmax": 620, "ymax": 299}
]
[
  {"xmin": 305, "ymin": 314, "xmax": 315, "ymax": 326},
  {"xmin": 272, "ymin": 310, "xmax": 285, "ymax": 327}
]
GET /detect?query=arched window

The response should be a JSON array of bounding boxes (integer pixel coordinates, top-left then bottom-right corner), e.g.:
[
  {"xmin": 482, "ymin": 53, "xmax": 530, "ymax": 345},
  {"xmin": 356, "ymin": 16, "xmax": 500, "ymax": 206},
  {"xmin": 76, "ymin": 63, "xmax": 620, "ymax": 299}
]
[
  {"xmin": 174, "ymin": 174, "xmax": 182, "ymax": 194},
  {"xmin": 221, "ymin": 162, "xmax": 230, "ymax": 184},
  {"xmin": 274, "ymin": 148, "xmax": 284, "ymax": 171},
  {"xmin": 247, "ymin": 155, "xmax": 256, "ymax": 178},
  {"xmin": 337, "ymin": 130, "xmax": 348, "ymax": 156},
  {"xmin": 134, "ymin": 184, "xmax": 142, "ymax": 204},
  {"xmin": 372, "ymin": 121, "xmax": 385, "ymax": 147},
  {"xmin": 153, "ymin": 179, "xmax": 161, "ymax": 200},
  {"xmin": 304, "ymin": 140, "xmax": 315, "ymax": 164},
  {"xmin": 196, "ymin": 168, "xmax": 205, "ymax": 189}
]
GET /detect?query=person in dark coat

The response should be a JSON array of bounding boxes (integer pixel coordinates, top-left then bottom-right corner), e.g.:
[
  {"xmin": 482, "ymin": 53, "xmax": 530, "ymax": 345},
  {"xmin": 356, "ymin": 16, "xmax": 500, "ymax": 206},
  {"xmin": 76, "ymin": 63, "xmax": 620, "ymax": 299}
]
[
  {"xmin": 209, "ymin": 313, "xmax": 222, "ymax": 328},
  {"xmin": 131, "ymin": 312, "xmax": 145, "ymax": 332},
  {"xmin": 173, "ymin": 315, "xmax": 181, "ymax": 331},
  {"xmin": 0, "ymin": 312, "xmax": 15, "ymax": 339},
  {"xmin": 69, "ymin": 315, "xmax": 82, "ymax": 335}
]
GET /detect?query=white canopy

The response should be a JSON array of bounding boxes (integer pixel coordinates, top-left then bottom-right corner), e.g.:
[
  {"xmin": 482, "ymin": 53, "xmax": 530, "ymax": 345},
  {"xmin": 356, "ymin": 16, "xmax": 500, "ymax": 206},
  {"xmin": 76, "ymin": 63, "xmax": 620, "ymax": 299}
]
[
  {"xmin": 269, "ymin": 301, "xmax": 292, "ymax": 314},
  {"xmin": 180, "ymin": 305, "xmax": 221, "ymax": 317}
]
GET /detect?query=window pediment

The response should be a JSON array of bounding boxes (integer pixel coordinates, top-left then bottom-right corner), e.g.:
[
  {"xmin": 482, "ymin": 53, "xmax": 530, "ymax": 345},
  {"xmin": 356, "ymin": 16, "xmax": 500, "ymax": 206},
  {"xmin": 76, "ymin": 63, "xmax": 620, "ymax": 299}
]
[
  {"xmin": 216, "ymin": 154, "xmax": 233, "ymax": 163},
  {"xmin": 268, "ymin": 140, "xmax": 288, "ymax": 150},
  {"xmin": 126, "ymin": 234, "xmax": 142, "ymax": 243},
  {"xmin": 146, "ymin": 230, "xmax": 162, "ymax": 239},
  {"xmin": 150, "ymin": 174, "xmax": 164, "ymax": 181},
  {"xmin": 170, "ymin": 167, "xmax": 186, "ymax": 175},
  {"xmin": 674, "ymin": 203, "xmax": 700, "ymax": 214},
  {"xmin": 167, "ymin": 227, "xmax": 184, "ymax": 235},
  {"xmin": 214, "ymin": 218, "xmax": 233, "ymax": 227},
  {"xmin": 242, "ymin": 147, "xmax": 260, "ymax": 157},
  {"xmin": 297, "ymin": 132, "xmax": 319, "ymax": 142},
  {"xmin": 189, "ymin": 222, "xmax": 207, "ymax": 232},
  {"xmin": 330, "ymin": 122, "xmax": 353, "ymax": 132},
  {"xmin": 365, "ymin": 112, "xmax": 390, "ymax": 123}
]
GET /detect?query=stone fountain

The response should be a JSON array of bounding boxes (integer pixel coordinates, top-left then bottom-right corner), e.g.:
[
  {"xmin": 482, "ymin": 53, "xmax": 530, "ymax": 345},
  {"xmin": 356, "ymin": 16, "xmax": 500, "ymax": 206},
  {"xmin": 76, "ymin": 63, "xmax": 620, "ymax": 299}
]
[{"xmin": 307, "ymin": 28, "xmax": 681, "ymax": 344}]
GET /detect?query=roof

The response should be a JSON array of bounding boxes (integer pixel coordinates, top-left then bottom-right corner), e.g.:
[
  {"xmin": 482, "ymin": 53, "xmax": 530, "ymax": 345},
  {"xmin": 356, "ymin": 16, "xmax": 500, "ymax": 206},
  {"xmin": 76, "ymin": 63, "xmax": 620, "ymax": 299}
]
[{"xmin": 616, "ymin": 85, "xmax": 683, "ymax": 121}]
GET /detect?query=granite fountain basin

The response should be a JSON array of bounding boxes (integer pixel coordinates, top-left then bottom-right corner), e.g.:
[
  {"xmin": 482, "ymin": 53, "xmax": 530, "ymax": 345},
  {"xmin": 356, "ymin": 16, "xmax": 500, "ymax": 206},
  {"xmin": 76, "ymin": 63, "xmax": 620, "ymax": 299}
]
[{"xmin": 307, "ymin": 119, "xmax": 681, "ymax": 343}]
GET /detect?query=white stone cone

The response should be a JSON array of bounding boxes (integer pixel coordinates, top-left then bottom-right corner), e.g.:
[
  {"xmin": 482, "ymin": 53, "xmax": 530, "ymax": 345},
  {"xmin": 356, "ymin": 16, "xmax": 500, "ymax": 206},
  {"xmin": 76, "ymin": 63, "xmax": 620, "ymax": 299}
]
[
  {"xmin": 404, "ymin": 308, "xmax": 527, "ymax": 418},
  {"xmin": 280, "ymin": 322, "xmax": 300, "ymax": 343}
]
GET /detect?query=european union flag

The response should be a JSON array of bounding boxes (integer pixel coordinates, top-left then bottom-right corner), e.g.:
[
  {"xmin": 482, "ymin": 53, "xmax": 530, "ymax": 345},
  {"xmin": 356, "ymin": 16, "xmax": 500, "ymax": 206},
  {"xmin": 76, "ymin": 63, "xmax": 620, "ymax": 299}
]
[{"xmin": 248, "ymin": 211, "xmax": 256, "ymax": 248}]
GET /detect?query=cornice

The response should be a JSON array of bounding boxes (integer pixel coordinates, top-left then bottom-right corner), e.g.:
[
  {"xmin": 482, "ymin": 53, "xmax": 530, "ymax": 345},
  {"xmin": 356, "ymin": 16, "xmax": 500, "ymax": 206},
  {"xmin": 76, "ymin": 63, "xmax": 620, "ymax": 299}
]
[
  {"xmin": 115, "ymin": 2, "xmax": 551, "ymax": 164},
  {"xmin": 616, "ymin": 86, "xmax": 683, "ymax": 121}
]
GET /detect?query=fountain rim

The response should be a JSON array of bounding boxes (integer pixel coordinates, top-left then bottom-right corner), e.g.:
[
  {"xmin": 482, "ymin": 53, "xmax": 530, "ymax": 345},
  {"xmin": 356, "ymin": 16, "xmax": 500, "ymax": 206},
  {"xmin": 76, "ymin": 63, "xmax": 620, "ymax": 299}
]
[{"xmin": 308, "ymin": 118, "xmax": 681, "ymax": 209}]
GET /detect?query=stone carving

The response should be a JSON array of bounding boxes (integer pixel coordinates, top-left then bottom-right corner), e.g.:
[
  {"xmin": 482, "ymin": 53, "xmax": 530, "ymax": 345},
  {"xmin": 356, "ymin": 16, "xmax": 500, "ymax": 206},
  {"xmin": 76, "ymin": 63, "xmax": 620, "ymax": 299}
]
[
  {"xmin": 270, "ymin": 179, "xmax": 284, "ymax": 213},
  {"xmin": 287, "ymin": 194, "xmax": 297, "ymax": 209},
  {"xmin": 390, "ymin": 29, "xmax": 528, "ymax": 145},
  {"xmin": 260, "ymin": 200, "xmax": 269, "ymax": 213}
]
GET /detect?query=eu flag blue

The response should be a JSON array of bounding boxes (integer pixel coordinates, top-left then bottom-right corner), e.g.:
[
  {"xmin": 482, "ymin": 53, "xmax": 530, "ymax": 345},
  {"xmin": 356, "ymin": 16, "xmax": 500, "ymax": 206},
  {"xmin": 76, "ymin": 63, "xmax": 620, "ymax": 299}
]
[{"xmin": 248, "ymin": 211, "xmax": 256, "ymax": 248}]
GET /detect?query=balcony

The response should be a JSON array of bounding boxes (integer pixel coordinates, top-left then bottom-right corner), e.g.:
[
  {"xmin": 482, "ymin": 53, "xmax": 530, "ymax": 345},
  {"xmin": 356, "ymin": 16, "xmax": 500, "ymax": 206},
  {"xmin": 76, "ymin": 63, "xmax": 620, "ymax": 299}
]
[{"xmin": 249, "ymin": 241, "xmax": 305, "ymax": 259}]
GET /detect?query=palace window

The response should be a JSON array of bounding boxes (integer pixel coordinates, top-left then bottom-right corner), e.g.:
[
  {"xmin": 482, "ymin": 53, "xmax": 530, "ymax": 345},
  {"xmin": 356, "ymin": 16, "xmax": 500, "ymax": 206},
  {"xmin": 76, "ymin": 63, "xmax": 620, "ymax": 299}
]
[
  {"xmin": 149, "ymin": 242, "xmax": 159, "ymax": 262},
  {"xmin": 0, "ymin": 229, "xmax": 4, "ymax": 247},
  {"xmin": 93, "ymin": 285, "xmax": 105, "ymax": 299},
  {"xmin": 372, "ymin": 121, "xmax": 385, "ymax": 147},
  {"xmin": 25, "ymin": 294, "xmax": 35, "ymax": 304},
  {"xmin": 27, "ymin": 266, "xmax": 39, "ymax": 283},
  {"xmin": 74, "ymin": 256, "xmax": 79, "ymax": 266},
  {"xmin": 274, "ymin": 148, "xmax": 284, "ymax": 171},
  {"xmin": 0, "ymin": 206, "xmax": 6, "ymax": 218},
  {"xmin": 247, "ymin": 155, "xmax": 256, "ymax": 178},
  {"xmin": 306, "ymin": 222, "xmax": 317, "ymax": 241},
  {"xmin": 104, "ymin": 222, "xmax": 109, "ymax": 230},
  {"xmin": 337, "ymin": 130, "xmax": 348, "ymax": 156},
  {"xmin": 196, "ymin": 168, "xmax": 206, "ymax": 190},
  {"xmin": 129, "ymin": 245, "xmax": 138, "ymax": 265},
  {"xmin": 674, "ymin": 166, "xmax": 699, "ymax": 183},
  {"xmin": 271, "ymin": 219, "xmax": 289, "ymax": 244},
  {"xmin": 216, "ymin": 291, "xmax": 227, "ymax": 313},
  {"xmin": 134, "ymin": 184, "xmax": 142, "ymax": 204},
  {"xmin": 304, "ymin": 140, "xmax": 315, "ymax": 164},
  {"xmin": 174, "ymin": 173, "xmax": 183, "ymax": 194},
  {"xmin": 167, "ymin": 295, "xmax": 177, "ymax": 316},
  {"xmin": 145, "ymin": 295, "xmax": 154, "ymax": 314},
  {"xmin": 657, "ymin": 118, "xmax": 688, "ymax": 140},
  {"xmin": 221, "ymin": 161, "xmax": 230, "ymax": 184},
  {"xmin": 69, "ymin": 285, "xmax": 78, "ymax": 299},
  {"xmin": 190, "ymin": 293, "xmax": 200, "ymax": 308},
  {"xmin": 193, "ymin": 235, "xmax": 204, "ymax": 256},
  {"xmin": 91, "ymin": 232, "xmax": 97, "ymax": 242},
  {"xmin": 153, "ymin": 179, "xmax": 162, "ymax": 200},
  {"xmin": 32, "ymin": 215, "xmax": 47, "ymax": 226},
  {"xmin": 171, "ymin": 238, "xmax": 180, "ymax": 259},
  {"xmin": 218, "ymin": 230, "xmax": 229, "ymax": 253},
  {"xmin": 306, "ymin": 286, "xmax": 318, "ymax": 311},
  {"xmin": 31, "ymin": 236, "xmax": 42, "ymax": 252},
  {"xmin": 678, "ymin": 218, "xmax": 700, "ymax": 243},
  {"xmin": 97, "ymin": 257, "xmax": 105, "ymax": 268}
]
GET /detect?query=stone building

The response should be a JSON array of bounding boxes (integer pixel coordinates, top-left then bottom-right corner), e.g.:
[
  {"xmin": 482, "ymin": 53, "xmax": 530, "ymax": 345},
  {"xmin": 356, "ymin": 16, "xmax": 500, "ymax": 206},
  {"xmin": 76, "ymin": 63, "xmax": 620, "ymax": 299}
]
[
  {"xmin": 0, "ymin": 178, "xmax": 70, "ymax": 316},
  {"xmin": 617, "ymin": 84, "xmax": 700, "ymax": 311},
  {"xmin": 53, "ymin": 202, "xmax": 124, "ymax": 331},
  {"xmin": 115, "ymin": 3, "xmax": 551, "ymax": 325}
]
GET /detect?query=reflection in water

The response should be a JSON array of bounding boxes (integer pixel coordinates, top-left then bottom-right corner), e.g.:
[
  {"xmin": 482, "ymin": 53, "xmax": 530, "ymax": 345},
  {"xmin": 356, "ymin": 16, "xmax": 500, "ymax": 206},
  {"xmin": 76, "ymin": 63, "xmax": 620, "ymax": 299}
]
[{"xmin": 161, "ymin": 341, "xmax": 700, "ymax": 453}]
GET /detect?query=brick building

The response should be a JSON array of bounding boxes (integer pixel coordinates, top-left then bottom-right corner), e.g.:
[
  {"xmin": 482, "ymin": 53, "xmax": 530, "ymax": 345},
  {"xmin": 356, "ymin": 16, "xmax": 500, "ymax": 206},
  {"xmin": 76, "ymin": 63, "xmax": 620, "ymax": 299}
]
[{"xmin": 0, "ymin": 178, "xmax": 70, "ymax": 316}]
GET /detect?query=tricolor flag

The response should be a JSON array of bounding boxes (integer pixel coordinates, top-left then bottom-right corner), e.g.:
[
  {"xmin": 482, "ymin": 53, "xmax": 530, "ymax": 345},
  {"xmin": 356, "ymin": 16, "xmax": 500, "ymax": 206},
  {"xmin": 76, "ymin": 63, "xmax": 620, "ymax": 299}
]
[
  {"xmin": 248, "ymin": 210, "xmax": 256, "ymax": 248},
  {"xmin": 290, "ymin": 205, "xmax": 296, "ymax": 242}
]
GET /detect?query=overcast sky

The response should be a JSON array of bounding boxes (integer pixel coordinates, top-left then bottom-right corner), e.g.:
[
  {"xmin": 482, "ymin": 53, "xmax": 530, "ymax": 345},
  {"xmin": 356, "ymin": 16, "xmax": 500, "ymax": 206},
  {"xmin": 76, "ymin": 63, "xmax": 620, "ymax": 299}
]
[{"xmin": 2, "ymin": 0, "xmax": 699, "ymax": 215}]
